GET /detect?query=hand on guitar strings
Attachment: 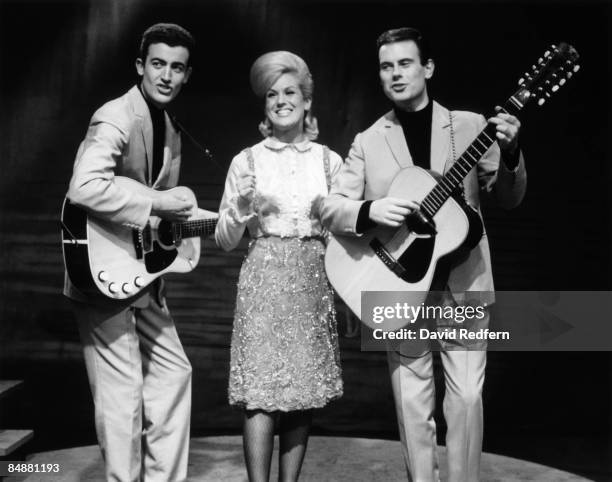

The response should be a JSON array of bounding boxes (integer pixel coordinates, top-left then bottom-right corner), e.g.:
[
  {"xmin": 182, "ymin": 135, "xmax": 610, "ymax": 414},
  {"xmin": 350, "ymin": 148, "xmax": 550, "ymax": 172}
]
[
  {"xmin": 488, "ymin": 106, "xmax": 521, "ymax": 154},
  {"xmin": 151, "ymin": 193, "xmax": 195, "ymax": 222},
  {"xmin": 369, "ymin": 197, "xmax": 419, "ymax": 228},
  {"xmin": 237, "ymin": 170, "xmax": 256, "ymax": 211}
]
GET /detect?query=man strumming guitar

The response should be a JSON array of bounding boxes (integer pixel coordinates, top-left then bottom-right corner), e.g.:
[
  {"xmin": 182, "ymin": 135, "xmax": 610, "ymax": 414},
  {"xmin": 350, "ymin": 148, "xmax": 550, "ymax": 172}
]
[
  {"xmin": 321, "ymin": 27, "xmax": 527, "ymax": 482},
  {"xmin": 64, "ymin": 24, "xmax": 199, "ymax": 481}
]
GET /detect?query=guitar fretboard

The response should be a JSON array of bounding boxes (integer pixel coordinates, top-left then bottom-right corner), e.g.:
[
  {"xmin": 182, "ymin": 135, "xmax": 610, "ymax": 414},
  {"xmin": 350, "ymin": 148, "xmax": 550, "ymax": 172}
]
[
  {"xmin": 173, "ymin": 218, "xmax": 218, "ymax": 239},
  {"xmin": 420, "ymin": 98, "xmax": 522, "ymax": 218}
]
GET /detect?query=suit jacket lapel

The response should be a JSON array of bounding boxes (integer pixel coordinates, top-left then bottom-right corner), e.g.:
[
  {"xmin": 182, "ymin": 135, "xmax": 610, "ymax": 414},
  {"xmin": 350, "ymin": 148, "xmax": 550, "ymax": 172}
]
[
  {"xmin": 153, "ymin": 112, "xmax": 178, "ymax": 188},
  {"xmin": 382, "ymin": 111, "xmax": 413, "ymax": 168},
  {"xmin": 128, "ymin": 86, "xmax": 154, "ymax": 185},
  {"xmin": 430, "ymin": 101, "xmax": 451, "ymax": 174}
]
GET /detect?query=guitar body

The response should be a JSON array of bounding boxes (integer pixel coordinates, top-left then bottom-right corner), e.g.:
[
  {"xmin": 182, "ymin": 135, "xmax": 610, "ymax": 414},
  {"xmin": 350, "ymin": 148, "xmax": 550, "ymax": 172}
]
[
  {"xmin": 62, "ymin": 176, "xmax": 213, "ymax": 300},
  {"xmin": 325, "ymin": 166, "xmax": 483, "ymax": 326}
]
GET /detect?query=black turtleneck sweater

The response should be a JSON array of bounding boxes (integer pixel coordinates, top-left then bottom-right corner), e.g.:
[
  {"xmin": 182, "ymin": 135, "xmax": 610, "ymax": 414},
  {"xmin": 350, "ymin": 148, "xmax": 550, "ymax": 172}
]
[
  {"xmin": 394, "ymin": 100, "xmax": 433, "ymax": 170},
  {"xmin": 139, "ymin": 87, "xmax": 166, "ymax": 184}
]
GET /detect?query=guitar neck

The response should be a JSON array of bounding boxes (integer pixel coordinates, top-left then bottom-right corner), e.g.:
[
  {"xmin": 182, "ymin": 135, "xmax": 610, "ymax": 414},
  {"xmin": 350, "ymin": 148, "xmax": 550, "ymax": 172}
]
[
  {"xmin": 173, "ymin": 218, "xmax": 218, "ymax": 239},
  {"xmin": 421, "ymin": 95, "xmax": 524, "ymax": 218}
]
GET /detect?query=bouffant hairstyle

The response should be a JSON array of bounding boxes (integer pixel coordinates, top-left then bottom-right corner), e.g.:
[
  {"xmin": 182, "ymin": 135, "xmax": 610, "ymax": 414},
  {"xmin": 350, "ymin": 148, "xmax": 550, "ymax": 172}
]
[{"xmin": 249, "ymin": 51, "xmax": 318, "ymax": 140}]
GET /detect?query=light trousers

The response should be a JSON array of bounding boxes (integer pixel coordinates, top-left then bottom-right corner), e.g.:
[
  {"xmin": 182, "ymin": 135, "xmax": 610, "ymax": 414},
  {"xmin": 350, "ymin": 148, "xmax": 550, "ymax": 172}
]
[
  {"xmin": 73, "ymin": 296, "xmax": 192, "ymax": 482},
  {"xmin": 386, "ymin": 310, "xmax": 488, "ymax": 482}
]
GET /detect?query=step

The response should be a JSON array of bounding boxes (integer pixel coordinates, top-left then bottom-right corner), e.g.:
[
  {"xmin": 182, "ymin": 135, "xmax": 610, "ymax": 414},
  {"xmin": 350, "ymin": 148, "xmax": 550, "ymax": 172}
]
[
  {"xmin": 0, "ymin": 430, "xmax": 34, "ymax": 456},
  {"xmin": 0, "ymin": 380, "xmax": 23, "ymax": 400}
]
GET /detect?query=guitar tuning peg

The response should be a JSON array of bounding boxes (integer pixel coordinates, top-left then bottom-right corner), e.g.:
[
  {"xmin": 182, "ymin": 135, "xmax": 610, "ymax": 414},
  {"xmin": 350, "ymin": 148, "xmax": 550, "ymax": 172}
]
[
  {"xmin": 538, "ymin": 57, "xmax": 544, "ymax": 64},
  {"xmin": 566, "ymin": 71, "xmax": 573, "ymax": 79},
  {"xmin": 538, "ymin": 98, "xmax": 546, "ymax": 106},
  {"xmin": 518, "ymin": 78, "xmax": 525, "ymax": 85},
  {"xmin": 573, "ymin": 65, "xmax": 581, "ymax": 73},
  {"xmin": 544, "ymin": 50, "xmax": 551, "ymax": 57},
  {"xmin": 559, "ymin": 78, "xmax": 566, "ymax": 86},
  {"xmin": 552, "ymin": 85, "xmax": 559, "ymax": 92}
]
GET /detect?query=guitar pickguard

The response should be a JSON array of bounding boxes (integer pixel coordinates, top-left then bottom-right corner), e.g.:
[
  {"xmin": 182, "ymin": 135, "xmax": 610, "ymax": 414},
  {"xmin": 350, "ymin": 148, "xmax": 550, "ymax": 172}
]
[
  {"xmin": 144, "ymin": 242, "xmax": 179, "ymax": 273},
  {"xmin": 396, "ymin": 236, "xmax": 435, "ymax": 282}
]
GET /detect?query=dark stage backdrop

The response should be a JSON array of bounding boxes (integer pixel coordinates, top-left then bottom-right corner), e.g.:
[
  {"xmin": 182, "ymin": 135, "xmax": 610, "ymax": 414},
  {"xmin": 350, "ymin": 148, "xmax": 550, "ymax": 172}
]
[{"xmin": 1, "ymin": 0, "xmax": 611, "ymax": 478}]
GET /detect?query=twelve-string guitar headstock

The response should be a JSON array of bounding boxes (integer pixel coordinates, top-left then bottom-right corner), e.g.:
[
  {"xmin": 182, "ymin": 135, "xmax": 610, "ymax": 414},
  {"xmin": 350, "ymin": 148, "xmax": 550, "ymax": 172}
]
[{"xmin": 514, "ymin": 42, "xmax": 580, "ymax": 108}]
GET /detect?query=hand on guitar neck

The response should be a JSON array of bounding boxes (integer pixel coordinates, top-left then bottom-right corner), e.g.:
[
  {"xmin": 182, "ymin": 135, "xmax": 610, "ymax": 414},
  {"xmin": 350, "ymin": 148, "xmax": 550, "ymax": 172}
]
[
  {"xmin": 369, "ymin": 197, "xmax": 419, "ymax": 228},
  {"xmin": 488, "ymin": 105, "xmax": 521, "ymax": 154},
  {"xmin": 151, "ymin": 192, "xmax": 195, "ymax": 222}
]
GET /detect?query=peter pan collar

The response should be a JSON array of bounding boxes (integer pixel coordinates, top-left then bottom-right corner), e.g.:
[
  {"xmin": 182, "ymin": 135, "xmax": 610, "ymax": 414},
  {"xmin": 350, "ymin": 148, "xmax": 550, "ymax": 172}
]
[{"xmin": 263, "ymin": 137, "xmax": 313, "ymax": 152}]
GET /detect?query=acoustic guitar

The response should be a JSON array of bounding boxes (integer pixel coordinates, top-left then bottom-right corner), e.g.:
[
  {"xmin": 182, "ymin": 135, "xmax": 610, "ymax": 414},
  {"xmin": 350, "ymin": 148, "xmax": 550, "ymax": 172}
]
[{"xmin": 61, "ymin": 176, "xmax": 218, "ymax": 300}]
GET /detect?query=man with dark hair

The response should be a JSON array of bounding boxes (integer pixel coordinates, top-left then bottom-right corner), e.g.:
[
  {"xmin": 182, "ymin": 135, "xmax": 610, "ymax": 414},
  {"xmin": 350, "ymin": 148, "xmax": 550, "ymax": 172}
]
[
  {"xmin": 322, "ymin": 27, "xmax": 526, "ymax": 481},
  {"xmin": 139, "ymin": 22, "xmax": 195, "ymax": 62},
  {"xmin": 65, "ymin": 23, "xmax": 196, "ymax": 481},
  {"xmin": 376, "ymin": 27, "xmax": 431, "ymax": 64}
]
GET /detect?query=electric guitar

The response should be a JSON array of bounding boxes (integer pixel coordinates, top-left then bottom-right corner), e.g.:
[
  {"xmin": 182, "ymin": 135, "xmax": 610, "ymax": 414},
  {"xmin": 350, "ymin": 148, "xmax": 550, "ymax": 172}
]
[
  {"xmin": 325, "ymin": 43, "xmax": 580, "ymax": 328},
  {"xmin": 61, "ymin": 176, "xmax": 218, "ymax": 300}
]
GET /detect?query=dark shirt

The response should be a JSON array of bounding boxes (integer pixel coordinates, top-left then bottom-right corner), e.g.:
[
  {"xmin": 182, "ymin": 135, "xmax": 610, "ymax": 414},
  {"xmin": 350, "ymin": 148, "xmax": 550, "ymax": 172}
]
[
  {"xmin": 394, "ymin": 101, "xmax": 433, "ymax": 170},
  {"xmin": 139, "ymin": 87, "xmax": 166, "ymax": 184}
]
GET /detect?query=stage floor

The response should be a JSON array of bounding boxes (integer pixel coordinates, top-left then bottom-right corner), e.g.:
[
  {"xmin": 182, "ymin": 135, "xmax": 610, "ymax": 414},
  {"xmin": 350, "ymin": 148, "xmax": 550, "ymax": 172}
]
[{"xmin": 6, "ymin": 436, "xmax": 591, "ymax": 481}]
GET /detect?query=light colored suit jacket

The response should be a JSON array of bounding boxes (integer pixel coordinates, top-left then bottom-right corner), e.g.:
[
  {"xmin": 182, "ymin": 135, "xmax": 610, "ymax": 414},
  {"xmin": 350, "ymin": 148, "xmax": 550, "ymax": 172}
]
[
  {"xmin": 321, "ymin": 101, "xmax": 527, "ymax": 299},
  {"xmin": 63, "ymin": 85, "xmax": 182, "ymax": 304}
]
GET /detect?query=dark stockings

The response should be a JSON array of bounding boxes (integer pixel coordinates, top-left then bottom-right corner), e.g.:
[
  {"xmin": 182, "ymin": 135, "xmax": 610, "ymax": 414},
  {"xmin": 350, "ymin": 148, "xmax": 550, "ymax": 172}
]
[
  {"xmin": 243, "ymin": 409, "xmax": 313, "ymax": 482},
  {"xmin": 243, "ymin": 410, "xmax": 275, "ymax": 482},
  {"xmin": 278, "ymin": 409, "xmax": 312, "ymax": 481}
]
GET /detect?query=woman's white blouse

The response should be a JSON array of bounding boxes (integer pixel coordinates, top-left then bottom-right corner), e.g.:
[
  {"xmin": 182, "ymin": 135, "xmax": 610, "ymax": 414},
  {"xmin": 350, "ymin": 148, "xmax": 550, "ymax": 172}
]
[{"xmin": 215, "ymin": 138, "xmax": 343, "ymax": 251}]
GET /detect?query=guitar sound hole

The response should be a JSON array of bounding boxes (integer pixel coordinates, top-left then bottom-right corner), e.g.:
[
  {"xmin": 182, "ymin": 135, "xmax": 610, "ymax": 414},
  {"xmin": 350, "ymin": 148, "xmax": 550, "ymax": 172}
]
[
  {"xmin": 157, "ymin": 220, "xmax": 176, "ymax": 247},
  {"xmin": 405, "ymin": 209, "xmax": 436, "ymax": 236}
]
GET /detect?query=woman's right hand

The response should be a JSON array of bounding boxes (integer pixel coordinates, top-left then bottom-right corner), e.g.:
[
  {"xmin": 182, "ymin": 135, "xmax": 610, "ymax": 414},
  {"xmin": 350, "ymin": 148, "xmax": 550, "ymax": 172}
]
[{"xmin": 237, "ymin": 170, "xmax": 256, "ymax": 211}]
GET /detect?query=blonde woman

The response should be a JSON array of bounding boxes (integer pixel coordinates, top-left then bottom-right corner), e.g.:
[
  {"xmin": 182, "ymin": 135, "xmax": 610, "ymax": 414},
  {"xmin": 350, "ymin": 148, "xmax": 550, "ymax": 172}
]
[{"xmin": 215, "ymin": 51, "xmax": 343, "ymax": 481}]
